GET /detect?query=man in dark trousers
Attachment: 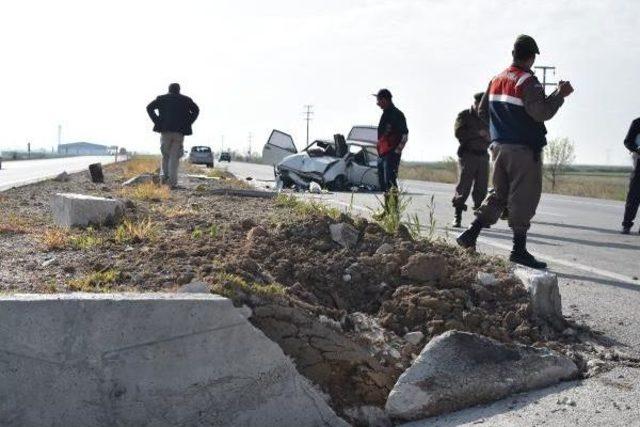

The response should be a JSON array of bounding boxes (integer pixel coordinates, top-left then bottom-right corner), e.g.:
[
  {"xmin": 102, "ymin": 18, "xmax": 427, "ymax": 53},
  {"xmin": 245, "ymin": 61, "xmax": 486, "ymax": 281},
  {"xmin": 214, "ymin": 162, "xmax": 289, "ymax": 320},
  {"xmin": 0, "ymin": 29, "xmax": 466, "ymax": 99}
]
[
  {"xmin": 622, "ymin": 117, "xmax": 640, "ymax": 234},
  {"xmin": 452, "ymin": 92, "xmax": 491, "ymax": 227},
  {"xmin": 456, "ymin": 35, "xmax": 574, "ymax": 269},
  {"xmin": 146, "ymin": 83, "xmax": 200, "ymax": 189},
  {"xmin": 374, "ymin": 89, "xmax": 408, "ymax": 198}
]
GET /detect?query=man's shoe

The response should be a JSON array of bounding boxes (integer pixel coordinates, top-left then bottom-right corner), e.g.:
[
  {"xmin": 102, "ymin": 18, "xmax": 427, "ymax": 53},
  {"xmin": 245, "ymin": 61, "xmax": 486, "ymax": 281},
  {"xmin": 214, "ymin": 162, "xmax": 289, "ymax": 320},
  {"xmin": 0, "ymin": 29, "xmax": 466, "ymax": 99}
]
[
  {"xmin": 510, "ymin": 250, "xmax": 547, "ymax": 269},
  {"xmin": 456, "ymin": 220, "xmax": 482, "ymax": 249},
  {"xmin": 621, "ymin": 227, "xmax": 631, "ymax": 235}
]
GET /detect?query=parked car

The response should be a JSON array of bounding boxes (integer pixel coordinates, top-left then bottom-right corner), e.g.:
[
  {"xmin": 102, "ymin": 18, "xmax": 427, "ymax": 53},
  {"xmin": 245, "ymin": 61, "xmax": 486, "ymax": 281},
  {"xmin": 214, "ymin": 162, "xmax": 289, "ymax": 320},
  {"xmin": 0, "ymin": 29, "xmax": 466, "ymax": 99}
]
[
  {"xmin": 219, "ymin": 151, "xmax": 231, "ymax": 162},
  {"xmin": 189, "ymin": 146, "xmax": 214, "ymax": 168},
  {"xmin": 262, "ymin": 126, "xmax": 380, "ymax": 191}
]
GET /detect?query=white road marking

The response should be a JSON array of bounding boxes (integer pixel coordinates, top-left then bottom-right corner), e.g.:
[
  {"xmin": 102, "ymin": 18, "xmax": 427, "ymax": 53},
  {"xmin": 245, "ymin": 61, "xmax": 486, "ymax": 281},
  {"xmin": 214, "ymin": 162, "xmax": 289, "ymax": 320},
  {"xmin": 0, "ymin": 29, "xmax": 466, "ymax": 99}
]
[{"xmin": 477, "ymin": 237, "xmax": 639, "ymax": 287}]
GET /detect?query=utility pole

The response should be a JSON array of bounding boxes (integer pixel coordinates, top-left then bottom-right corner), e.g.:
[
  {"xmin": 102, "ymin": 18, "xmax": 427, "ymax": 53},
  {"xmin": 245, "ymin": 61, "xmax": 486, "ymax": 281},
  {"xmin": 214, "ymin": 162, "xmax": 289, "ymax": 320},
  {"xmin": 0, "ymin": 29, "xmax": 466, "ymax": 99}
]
[
  {"xmin": 303, "ymin": 105, "xmax": 313, "ymax": 145},
  {"xmin": 27, "ymin": 142, "xmax": 31, "ymax": 159},
  {"xmin": 221, "ymin": 135, "xmax": 224, "ymax": 151},
  {"xmin": 57, "ymin": 124, "xmax": 62, "ymax": 153},
  {"xmin": 247, "ymin": 133, "xmax": 253, "ymax": 160},
  {"xmin": 533, "ymin": 65, "xmax": 557, "ymax": 94}
]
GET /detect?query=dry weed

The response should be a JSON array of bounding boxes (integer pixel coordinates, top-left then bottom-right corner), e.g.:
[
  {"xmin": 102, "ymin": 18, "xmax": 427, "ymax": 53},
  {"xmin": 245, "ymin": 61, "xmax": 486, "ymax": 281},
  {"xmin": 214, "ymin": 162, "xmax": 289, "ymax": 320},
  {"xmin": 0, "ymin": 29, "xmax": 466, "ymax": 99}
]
[
  {"xmin": 41, "ymin": 228, "xmax": 70, "ymax": 250},
  {"xmin": 120, "ymin": 182, "xmax": 170, "ymax": 202},
  {"xmin": 115, "ymin": 218, "xmax": 160, "ymax": 244},
  {"xmin": 122, "ymin": 156, "xmax": 161, "ymax": 179},
  {"xmin": 0, "ymin": 213, "xmax": 31, "ymax": 235}
]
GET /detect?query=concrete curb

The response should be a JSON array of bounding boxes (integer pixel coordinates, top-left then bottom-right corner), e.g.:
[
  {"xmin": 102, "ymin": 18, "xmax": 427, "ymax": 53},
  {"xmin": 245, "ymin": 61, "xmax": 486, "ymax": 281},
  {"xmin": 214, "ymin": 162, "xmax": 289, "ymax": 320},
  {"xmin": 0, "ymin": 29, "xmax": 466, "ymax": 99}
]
[{"xmin": 0, "ymin": 293, "xmax": 347, "ymax": 426}]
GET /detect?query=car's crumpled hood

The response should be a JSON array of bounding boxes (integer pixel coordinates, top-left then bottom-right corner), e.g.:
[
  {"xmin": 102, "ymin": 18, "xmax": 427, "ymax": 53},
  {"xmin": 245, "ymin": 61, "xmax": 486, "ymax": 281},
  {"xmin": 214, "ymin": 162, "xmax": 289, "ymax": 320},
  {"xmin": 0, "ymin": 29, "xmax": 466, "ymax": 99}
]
[{"xmin": 278, "ymin": 153, "xmax": 339, "ymax": 175}]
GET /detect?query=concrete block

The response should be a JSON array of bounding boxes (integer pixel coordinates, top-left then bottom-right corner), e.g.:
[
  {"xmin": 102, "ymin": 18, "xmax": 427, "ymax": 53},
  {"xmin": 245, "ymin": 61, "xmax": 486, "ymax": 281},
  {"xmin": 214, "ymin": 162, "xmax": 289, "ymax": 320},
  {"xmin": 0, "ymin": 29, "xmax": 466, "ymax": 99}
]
[
  {"xmin": 0, "ymin": 293, "xmax": 347, "ymax": 426},
  {"xmin": 514, "ymin": 268, "xmax": 564, "ymax": 328},
  {"xmin": 385, "ymin": 331, "xmax": 578, "ymax": 421},
  {"xmin": 52, "ymin": 193, "xmax": 125, "ymax": 228}
]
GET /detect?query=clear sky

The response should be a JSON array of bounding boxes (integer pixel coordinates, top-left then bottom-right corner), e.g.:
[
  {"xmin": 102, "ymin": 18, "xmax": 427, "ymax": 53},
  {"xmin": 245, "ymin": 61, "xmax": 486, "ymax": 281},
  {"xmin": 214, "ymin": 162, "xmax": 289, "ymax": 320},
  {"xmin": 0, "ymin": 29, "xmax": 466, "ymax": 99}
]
[{"xmin": 1, "ymin": 0, "xmax": 638, "ymax": 165}]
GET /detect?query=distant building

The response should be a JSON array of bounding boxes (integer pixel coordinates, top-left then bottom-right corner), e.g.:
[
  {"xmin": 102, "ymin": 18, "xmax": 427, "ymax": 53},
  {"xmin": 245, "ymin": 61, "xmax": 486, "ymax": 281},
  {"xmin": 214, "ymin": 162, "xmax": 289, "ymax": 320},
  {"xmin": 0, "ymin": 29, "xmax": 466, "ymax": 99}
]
[{"xmin": 57, "ymin": 142, "xmax": 113, "ymax": 156}]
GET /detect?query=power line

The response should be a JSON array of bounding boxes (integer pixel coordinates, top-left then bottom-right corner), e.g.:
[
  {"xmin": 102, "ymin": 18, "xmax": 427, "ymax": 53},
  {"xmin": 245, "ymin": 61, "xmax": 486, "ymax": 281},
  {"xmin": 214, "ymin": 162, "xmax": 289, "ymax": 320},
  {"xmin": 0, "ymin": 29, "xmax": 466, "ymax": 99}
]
[
  {"xmin": 534, "ymin": 65, "xmax": 557, "ymax": 95},
  {"xmin": 303, "ymin": 105, "xmax": 313, "ymax": 145}
]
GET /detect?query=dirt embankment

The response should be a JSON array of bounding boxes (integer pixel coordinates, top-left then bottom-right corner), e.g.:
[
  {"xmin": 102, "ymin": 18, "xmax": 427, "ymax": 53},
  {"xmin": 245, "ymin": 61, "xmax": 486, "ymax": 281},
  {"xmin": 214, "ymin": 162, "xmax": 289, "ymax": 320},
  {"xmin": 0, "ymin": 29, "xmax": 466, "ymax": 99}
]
[{"xmin": 0, "ymin": 159, "xmax": 633, "ymax": 423}]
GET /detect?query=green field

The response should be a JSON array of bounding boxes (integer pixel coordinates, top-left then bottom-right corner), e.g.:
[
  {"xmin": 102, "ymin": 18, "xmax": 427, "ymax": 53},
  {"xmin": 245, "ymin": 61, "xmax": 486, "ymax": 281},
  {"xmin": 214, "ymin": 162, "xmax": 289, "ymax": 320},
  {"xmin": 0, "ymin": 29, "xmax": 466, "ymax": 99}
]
[{"xmin": 399, "ymin": 161, "xmax": 632, "ymax": 201}]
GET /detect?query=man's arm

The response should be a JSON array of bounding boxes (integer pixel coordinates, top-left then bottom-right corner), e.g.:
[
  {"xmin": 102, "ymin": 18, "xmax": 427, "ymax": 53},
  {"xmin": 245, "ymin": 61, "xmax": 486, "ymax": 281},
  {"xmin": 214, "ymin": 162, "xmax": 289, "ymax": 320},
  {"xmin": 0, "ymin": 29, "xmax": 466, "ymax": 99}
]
[
  {"xmin": 146, "ymin": 99, "xmax": 159, "ymax": 123},
  {"xmin": 520, "ymin": 76, "xmax": 565, "ymax": 122},
  {"xmin": 624, "ymin": 119, "xmax": 640, "ymax": 153},
  {"xmin": 189, "ymin": 99, "xmax": 200, "ymax": 123},
  {"xmin": 454, "ymin": 111, "xmax": 478, "ymax": 143},
  {"xmin": 477, "ymin": 82, "xmax": 491, "ymax": 124},
  {"xmin": 396, "ymin": 111, "xmax": 409, "ymax": 152}
]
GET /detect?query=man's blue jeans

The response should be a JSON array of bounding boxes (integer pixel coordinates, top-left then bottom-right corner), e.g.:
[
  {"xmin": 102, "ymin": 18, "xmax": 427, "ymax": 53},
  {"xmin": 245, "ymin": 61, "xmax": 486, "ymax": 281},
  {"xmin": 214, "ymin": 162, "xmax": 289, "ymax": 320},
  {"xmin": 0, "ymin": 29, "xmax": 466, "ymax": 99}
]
[{"xmin": 378, "ymin": 150, "xmax": 401, "ymax": 192}]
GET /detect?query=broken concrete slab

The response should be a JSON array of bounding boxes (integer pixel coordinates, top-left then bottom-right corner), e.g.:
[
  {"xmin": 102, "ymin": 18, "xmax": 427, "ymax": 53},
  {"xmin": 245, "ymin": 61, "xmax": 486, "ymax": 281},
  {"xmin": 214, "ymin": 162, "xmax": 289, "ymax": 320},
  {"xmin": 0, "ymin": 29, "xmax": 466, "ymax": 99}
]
[
  {"xmin": 330, "ymin": 222, "xmax": 360, "ymax": 249},
  {"xmin": 52, "ymin": 171, "xmax": 70, "ymax": 182},
  {"xmin": 404, "ymin": 331, "xmax": 424, "ymax": 346},
  {"xmin": 400, "ymin": 253, "xmax": 446, "ymax": 282},
  {"xmin": 514, "ymin": 268, "xmax": 565, "ymax": 329},
  {"xmin": 385, "ymin": 331, "xmax": 578, "ymax": 421},
  {"xmin": 121, "ymin": 173, "xmax": 159, "ymax": 187},
  {"xmin": 0, "ymin": 293, "xmax": 348, "ymax": 426},
  {"xmin": 52, "ymin": 193, "xmax": 125, "ymax": 228}
]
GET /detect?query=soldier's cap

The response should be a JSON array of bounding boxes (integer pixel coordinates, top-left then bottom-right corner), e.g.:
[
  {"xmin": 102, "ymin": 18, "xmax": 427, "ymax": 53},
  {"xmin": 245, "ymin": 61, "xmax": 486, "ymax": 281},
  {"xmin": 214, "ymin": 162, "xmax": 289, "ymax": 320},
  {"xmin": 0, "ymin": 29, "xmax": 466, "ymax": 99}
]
[
  {"xmin": 372, "ymin": 88, "xmax": 392, "ymax": 99},
  {"xmin": 514, "ymin": 34, "xmax": 540, "ymax": 55},
  {"xmin": 474, "ymin": 92, "xmax": 484, "ymax": 102}
]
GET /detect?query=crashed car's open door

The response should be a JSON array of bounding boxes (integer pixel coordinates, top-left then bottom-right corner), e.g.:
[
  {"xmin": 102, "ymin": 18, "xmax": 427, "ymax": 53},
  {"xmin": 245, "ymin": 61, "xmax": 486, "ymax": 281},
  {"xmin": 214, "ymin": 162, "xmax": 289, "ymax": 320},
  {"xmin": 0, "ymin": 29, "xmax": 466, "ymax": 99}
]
[{"xmin": 263, "ymin": 130, "xmax": 297, "ymax": 166}]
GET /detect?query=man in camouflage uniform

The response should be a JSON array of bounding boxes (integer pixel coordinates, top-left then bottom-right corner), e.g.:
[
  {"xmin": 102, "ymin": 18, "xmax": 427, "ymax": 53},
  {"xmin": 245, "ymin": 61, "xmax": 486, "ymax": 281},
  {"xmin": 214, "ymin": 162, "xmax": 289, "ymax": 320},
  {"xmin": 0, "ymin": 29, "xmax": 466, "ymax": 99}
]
[{"xmin": 452, "ymin": 92, "xmax": 491, "ymax": 227}]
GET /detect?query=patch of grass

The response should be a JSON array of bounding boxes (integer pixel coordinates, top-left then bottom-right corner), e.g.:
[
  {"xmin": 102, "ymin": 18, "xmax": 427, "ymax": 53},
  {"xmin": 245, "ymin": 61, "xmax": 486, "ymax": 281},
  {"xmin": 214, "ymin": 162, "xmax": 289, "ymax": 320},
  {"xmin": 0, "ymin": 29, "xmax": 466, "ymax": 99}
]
[
  {"xmin": 206, "ymin": 168, "xmax": 234, "ymax": 179},
  {"xmin": 41, "ymin": 228, "xmax": 70, "ymax": 249},
  {"xmin": 275, "ymin": 194, "xmax": 341, "ymax": 219},
  {"xmin": 209, "ymin": 224, "xmax": 220, "ymax": 238},
  {"xmin": 122, "ymin": 156, "xmax": 161, "ymax": 179},
  {"xmin": 67, "ymin": 269, "xmax": 120, "ymax": 292},
  {"xmin": 371, "ymin": 188, "xmax": 411, "ymax": 235},
  {"xmin": 115, "ymin": 218, "xmax": 160, "ymax": 244},
  {"xmin": 400, "ymin": 160, "xmax": 632, "ymax": 201},
  {"xmin": 120, "ymin": 182, "xmax": 171, "ymax": 202},
  {"xmin": 69, "ymin": 227, "xmax": 104, "ymax": 250},
  {"xmin": 211, "ymin": 272, "xmax": 285, "ymax": 300},
  {"xmin": 0, "ymin": 213, "xmax": 31, "ymax": 235},
  {"xmin": 192, "ymin": 227, "xmax": 203, "ymax": 239},
  {"xmin": 42, "ymin": 227, "xmax": 105, "ymax": 250}
]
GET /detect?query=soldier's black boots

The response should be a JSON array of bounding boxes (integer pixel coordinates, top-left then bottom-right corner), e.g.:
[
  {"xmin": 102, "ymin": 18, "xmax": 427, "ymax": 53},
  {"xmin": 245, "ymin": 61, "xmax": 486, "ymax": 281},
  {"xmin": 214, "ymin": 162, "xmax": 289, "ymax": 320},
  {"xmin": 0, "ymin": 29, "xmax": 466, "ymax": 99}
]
[
  {"xmin": 456, "ymin": 219, "xmax": 483, "ymax": 249},
  {"xmin": 510, "ymin": 232, "xmax": 547, "ymax": 269},
  {"xmin": 452, "ymin": 208, "xmax": 463, "ymax": 228}
]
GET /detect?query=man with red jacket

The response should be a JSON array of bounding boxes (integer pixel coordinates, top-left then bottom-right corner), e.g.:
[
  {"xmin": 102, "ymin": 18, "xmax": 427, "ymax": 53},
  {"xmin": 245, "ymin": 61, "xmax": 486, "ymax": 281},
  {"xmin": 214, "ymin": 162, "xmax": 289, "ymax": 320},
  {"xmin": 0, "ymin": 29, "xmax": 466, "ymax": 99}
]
[
  {"xmin": 374, "ymin": 89, "xmax": 408, "ymax": 193},
  {"xmin": 456, "ymin": 35, "xmax": 573, "ymax": 269}
]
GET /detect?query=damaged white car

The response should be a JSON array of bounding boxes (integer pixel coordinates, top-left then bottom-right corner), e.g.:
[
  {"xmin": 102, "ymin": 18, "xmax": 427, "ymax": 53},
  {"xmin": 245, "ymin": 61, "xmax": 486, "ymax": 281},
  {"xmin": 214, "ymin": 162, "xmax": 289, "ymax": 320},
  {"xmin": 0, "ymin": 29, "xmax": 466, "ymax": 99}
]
[{"xmin": 262, "ymin": 126, "xmax": 380, "ymax": 191}]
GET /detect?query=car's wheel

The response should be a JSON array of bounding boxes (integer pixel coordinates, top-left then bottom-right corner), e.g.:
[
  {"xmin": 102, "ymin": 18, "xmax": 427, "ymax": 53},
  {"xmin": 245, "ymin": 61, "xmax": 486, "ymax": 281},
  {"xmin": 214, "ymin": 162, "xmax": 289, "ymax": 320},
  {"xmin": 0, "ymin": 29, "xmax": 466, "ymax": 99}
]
[
  {"xmin": 328, "ymin": 175, "xmax": 347, "ymax": 191},
  {"xmin": 206, "ymin": 163, "xmax": 214, "ymax": 168}
]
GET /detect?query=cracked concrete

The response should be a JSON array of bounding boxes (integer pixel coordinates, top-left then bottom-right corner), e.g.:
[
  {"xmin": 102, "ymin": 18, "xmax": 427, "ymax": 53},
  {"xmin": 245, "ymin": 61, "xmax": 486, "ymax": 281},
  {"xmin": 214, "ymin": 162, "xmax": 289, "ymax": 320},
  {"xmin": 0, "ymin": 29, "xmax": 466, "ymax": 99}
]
[{"xmin": 0, "ymin": 293, "xmax": 348, "ymax": 426}]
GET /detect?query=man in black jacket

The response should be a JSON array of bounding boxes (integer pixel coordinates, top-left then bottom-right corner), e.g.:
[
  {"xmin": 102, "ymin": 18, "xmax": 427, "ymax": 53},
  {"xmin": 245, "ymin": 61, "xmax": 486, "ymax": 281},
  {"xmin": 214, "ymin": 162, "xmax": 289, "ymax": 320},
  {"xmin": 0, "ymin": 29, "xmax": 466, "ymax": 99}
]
[
  {"xmin": 146, "ymin": 83, "xmax": 199, "ymax": 188},
  {"xmin": 622, "ymin": 117, "xmax": 640, "ymax": 234}
]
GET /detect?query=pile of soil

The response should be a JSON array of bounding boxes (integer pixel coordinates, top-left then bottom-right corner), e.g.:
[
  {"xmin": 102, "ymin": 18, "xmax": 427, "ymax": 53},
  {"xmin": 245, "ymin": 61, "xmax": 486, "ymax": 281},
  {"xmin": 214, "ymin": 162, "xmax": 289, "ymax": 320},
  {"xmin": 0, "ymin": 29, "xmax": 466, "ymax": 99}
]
[{"xmin": 0, "ymin": 161, "xmax": 633, "ymax": 423}]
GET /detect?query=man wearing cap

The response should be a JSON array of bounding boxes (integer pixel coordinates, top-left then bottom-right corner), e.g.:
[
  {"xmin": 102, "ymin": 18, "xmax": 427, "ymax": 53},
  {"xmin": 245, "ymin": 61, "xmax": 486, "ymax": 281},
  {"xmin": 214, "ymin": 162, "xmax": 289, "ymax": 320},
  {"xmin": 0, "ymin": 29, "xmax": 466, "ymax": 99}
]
[
  {"xmin": 146, "ymin": 83, "xmax": 200, "ymax": 189},
  {"xmin": 451, "ymin": 92, "xmax": 491, "ymax": 227},
  {"xmin": 456, "ymin": 35, "xmax": 574, "ymax": 269},
  {"xmin": 374, "ymin": 89, "xmax": 408, "ymax": 196},
  {"xmin": 621, "ymin": 117, "xmax": 640, "ymax": 234}
]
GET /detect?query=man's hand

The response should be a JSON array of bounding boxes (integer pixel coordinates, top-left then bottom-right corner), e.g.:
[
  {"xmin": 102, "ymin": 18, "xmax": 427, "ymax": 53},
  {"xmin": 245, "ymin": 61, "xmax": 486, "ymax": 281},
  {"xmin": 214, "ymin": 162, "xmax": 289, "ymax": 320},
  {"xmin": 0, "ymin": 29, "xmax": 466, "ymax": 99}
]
[
  {"xmin": 558, "ymin": 80, "xmax": 574, "ymax": 98},
  {"xmin": 395, "ymin": 143, "xmax": 405, "ymax": 154}
]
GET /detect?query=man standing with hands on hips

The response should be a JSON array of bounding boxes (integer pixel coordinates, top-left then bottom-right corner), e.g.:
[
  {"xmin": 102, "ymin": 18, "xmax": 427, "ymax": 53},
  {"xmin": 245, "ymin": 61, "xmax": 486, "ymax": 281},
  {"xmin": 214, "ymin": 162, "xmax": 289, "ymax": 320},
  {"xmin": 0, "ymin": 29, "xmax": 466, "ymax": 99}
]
[
  {"xmin": 457, "ymin": 35, "xmax": 574, "ymax": 269},
  {"xmin": 146, "ymin": 83, "xmax": 200, "ymax": 189},
  {"xmin": 374, "ymin": 89, "xmax": 408, "ymax": 210}
]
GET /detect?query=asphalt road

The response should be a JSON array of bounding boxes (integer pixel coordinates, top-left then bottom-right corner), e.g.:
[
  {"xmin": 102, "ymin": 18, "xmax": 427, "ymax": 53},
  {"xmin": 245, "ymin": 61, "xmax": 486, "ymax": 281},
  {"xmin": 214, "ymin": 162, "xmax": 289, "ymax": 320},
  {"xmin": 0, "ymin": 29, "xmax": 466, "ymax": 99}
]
[
  {"xmin": 226, "ymin": 160, "xmax": 640, "ymax": 426},
  {"xmin": 0, "ymin": 156, "xmax": 120, "ymax": 191}
]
